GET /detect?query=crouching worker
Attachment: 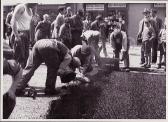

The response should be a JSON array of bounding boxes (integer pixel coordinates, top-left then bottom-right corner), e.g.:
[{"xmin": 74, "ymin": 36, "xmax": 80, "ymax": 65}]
[
  {"xmin": 81, "ymin": 30, "xmax": 102, "ymax": 67},
  {"xmin": 3, "ymin": 42, "xmax": 22, "ymax": 119},
  {"xmin": 110, "ymin": 24, "xmax": 130, "ymax": 70},
  {"xmin": 15, "ymin": 39, "xmax": 73, "ymax": 95},
  {"xmin": 71, "ymin": 45, "xmax": 101, "ymax": 78}
]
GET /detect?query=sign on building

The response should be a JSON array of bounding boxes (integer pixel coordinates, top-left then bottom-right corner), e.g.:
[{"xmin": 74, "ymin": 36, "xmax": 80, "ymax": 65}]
[
  {"xmin": 154, "ymin": 3, "xmax": 166, "ymax": 7},
  {"xmin": 86, "ymin": 4, "xmax": 104, "ymax": 11},
  {"xmin": 108, "ymin": 3, "xmax": 126, "ymax": 8}
]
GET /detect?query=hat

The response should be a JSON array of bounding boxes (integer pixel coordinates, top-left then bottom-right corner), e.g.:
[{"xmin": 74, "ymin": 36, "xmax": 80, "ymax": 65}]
[
  {"xmin": 142, "ymin": 8, "xmax": 150, "ymax": 14},
  {"xmin": 81, "ymin": 45, "xmax": 91, "ymax": 56}
]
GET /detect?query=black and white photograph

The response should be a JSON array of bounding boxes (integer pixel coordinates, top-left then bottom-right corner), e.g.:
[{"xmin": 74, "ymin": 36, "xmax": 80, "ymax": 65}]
[{"xmin": 1, "ymin": 0, "xmax": 167, "ymax": 120}]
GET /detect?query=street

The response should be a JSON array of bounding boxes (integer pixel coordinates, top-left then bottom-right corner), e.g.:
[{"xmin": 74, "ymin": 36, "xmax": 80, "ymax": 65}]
[{"xmin": 3, "ymin": 43, "xmax": 166, "ymax": 119}]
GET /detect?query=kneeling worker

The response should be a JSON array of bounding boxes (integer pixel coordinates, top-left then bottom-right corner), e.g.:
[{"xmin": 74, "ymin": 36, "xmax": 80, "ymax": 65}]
[{"xmin": 15, "ymin": 39, "xmax": 75, "ymax": 95}]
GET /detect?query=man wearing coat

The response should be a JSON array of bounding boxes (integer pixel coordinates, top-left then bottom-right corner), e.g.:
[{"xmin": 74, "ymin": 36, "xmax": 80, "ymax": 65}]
[
  {"xmin": 137, "ymin": 8, "xmax": 157, "ymax": 65},
  {"xmin": 70, "ymin": 9, "xmax": 84, "ymax": 48}
]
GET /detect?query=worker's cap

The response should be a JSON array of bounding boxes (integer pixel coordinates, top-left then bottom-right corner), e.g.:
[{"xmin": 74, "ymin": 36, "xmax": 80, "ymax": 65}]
[
  {"xmin": 81, "ymin": 45, "xmax": 91, "ymax": 56},
  {"xmin": 142, "ymin": 8, "xmax": 150, "ymax": 14},
  {"xmin": 58, "ymin": 6, "xmax": 65, "ymax": 12},
  {"xmin": 96, "ymin": 15, "xmax": 103, "ymax": 21}
]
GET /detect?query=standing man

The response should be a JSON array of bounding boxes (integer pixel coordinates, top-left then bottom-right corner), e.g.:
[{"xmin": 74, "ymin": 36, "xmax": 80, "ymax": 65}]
[
  {"xmin": 137, "ymin": 8, "xmax": 156, "ymax": 65},
  {"xmin": 35, "ymin": 14, "xmax": 51, "ymax": 41},
  {"xmin": 30, "ymin": 9, "xmax": 41, "ymax": 47},
  {"xmin": 5, "ymin": 7, "xmax": 14, "ymax": 46},
  {"xmin": 59, "ymin": 17, "xmax": 72, "ymax": 49},
  {"xmin": 150, "ymin": 9, "xmax": 162, "ymax": 63},
  {"xmin": 51, "ymin": 6, "xmax": 65, "ymax": 39},
  {"xmin": 70, "ymin": 9, "xmax": 84, "ymax": 48},
  {"xmin": 10, "ymin": 3, "xmax": 37, "ymax": 68}
]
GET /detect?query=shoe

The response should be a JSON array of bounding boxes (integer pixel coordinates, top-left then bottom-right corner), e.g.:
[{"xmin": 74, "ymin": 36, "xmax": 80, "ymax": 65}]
[{"xmin": 44, "ymin": 89, "xmax": 60, "ymax": 95}]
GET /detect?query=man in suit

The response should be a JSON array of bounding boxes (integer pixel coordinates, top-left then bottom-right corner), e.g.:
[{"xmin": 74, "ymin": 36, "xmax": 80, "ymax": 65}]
[{"xmin": 150, "ymin": 9, "xmax": 162, "ymax": 63}]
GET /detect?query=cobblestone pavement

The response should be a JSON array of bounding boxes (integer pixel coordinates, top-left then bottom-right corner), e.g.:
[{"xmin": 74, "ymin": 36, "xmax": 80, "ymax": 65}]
[{"xmin": 3, "ymin": 42, "xmax": 166, "ymax": 119}]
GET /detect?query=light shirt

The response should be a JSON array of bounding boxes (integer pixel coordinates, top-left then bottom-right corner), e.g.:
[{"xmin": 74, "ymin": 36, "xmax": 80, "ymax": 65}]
[{"xmin": 11, "ymin": 4, "xmax": 33, "ymax": 31}]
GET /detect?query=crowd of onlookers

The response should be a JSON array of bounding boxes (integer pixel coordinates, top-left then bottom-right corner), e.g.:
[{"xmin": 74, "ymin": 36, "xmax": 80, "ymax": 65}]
[{"xmin": 4, "ymin": 5, "xmax": 166, "ymax": 71}]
